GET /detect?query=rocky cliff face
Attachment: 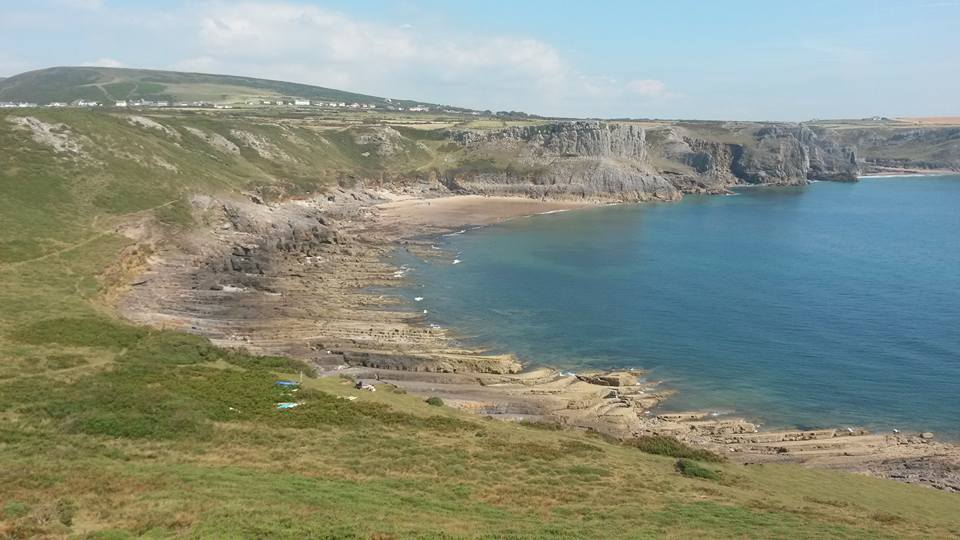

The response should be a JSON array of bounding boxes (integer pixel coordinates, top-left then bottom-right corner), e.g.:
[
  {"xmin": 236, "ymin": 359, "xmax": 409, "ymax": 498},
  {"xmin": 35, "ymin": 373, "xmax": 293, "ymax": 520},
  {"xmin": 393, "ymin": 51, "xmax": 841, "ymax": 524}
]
[
  {"xmin": 448, "ymin": 121, "xmax": 679, "ymax": 202},
  {"xmin": 446, "ymin": 120, "xmax": 862, "ymax": 201},
  {"xmin": 731, "ymin": 125, "xmax": 859, "ymax": 183},
  {"xmin": 832, "ymin": 126, "xmax": 960, "ymax": 172},
  {"xmin": 452, "ymin": 121, "xmax": 648, "ymax": 159}
]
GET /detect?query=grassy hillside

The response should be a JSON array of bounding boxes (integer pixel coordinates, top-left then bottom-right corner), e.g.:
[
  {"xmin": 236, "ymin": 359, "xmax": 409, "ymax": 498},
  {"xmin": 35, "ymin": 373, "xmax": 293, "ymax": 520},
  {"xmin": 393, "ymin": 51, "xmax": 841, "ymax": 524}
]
[
  {"xmin": 0, "ymin": 67, "xmax": 451, "ymax": 109},
  {"xmin": 1, "ymin": 109, "xmax": 959, "ymax": 538}
]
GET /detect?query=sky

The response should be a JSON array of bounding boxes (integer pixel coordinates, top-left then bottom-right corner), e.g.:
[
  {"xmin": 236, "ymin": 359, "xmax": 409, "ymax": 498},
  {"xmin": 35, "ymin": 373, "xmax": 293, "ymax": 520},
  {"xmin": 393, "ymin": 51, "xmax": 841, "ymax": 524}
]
[{"xmin": 1, "ymin": 0, "xmax": 958, "ymax": 120}]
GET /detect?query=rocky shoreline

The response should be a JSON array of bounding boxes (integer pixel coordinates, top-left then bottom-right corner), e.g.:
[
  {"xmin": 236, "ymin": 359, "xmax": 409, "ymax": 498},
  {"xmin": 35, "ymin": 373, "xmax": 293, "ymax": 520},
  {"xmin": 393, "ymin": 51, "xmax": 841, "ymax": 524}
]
[{"xmin": 115, "ymin": 186, "xmax": 960, "ymax": 493}]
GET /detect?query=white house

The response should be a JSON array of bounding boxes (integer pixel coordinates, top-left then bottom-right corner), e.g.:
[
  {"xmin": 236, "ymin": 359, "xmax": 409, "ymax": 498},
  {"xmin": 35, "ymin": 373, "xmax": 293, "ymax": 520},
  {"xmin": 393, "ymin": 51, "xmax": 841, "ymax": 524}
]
[
  {"xmin": 114, "ymin": 100, "xmax": 128, "ymax": 107},
  {"xmin": 294, "ymin": 99, "xmax": 310, "ymax": 106}
]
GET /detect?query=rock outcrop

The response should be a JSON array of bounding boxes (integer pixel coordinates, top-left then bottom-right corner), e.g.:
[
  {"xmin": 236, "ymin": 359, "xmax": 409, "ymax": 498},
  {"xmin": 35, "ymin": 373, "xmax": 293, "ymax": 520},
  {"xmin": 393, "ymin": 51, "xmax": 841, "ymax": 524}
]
[
  {"xmin": 728, "ymin": 125, "xmax": 858, "ymax": 183},
  {"xmin": 453, "ymin": 121, "xmax": 648, "ymax": 159},
  {"xmin": 448, "ymin": 121, "xmax": 679, "ymax": 201},
  {"xmin": 832, "ymin": 125, "xmax": 960, "ymax": 172},
  {"xmin": 446, "ymin": 120, "xmax": 861, "ymax": 201}
]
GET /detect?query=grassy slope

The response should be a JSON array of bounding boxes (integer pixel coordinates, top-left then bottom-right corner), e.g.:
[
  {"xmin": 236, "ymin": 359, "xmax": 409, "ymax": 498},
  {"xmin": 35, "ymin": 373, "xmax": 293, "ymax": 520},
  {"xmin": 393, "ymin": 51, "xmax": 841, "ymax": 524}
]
[
  {"xmin": 0, "ymin": 67, "xmax": 446, "ymax": 109},
  {"xmin": 1, "ymin": 110, "xmax": 959, "ymax": 538}
]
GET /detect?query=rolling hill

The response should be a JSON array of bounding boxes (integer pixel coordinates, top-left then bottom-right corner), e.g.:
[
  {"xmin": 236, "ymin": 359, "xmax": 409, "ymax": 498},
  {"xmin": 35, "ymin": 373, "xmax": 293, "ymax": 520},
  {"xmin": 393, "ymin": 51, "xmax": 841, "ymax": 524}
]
[{"xmin": 0, "ymin": 66, "xmax": 452, "ymax": 109}]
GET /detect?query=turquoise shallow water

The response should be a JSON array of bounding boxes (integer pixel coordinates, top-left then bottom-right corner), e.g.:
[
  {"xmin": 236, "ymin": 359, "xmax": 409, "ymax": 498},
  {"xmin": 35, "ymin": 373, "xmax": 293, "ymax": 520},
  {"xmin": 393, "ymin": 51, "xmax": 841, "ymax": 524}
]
[{"xmin": 400, "ymin": 176, "xmax": 960, "ymax": 436}]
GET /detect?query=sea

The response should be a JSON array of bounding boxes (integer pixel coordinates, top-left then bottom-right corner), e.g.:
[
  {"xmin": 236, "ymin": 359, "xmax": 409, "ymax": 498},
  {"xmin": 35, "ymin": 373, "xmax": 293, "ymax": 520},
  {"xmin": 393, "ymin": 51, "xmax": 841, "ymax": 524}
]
[{"xmin": 399, "ymin": 176, "xmax": 960, "ymax": 437}]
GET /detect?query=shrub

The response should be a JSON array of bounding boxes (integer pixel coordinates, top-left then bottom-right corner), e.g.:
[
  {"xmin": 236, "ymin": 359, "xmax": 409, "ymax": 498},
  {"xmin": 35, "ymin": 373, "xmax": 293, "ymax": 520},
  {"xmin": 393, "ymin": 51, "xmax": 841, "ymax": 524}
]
[
  {"xmin": 56, "ymin": 498, "xmax": 77, "ymax": 526},
  {"xmin": 676, "ymin": 459, "xmax": 722, "ymax": 481},
  {"xmin": 3, "ymin": 500, "xmax": 30, "ymax": 519},
  {"xmin": 518, "ymin": 420, "xmax": 562, "ymax": 431},
  {"xmin": 425, "ymin": 396, "xmax": 444, "ymax": 407},
  {"xmin": 631, "ymin": 435, "xmax": 724, "ymax": 462}
]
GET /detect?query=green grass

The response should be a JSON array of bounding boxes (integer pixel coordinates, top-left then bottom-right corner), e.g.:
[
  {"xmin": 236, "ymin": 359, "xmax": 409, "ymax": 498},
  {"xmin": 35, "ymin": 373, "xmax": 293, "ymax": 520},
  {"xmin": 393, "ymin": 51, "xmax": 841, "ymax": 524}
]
[
  {"xmin": 631, "ymin": 435, "xmax": 725, "ymax": 462},
  {"xmin": 1, "ymin": 108, "xmax": 960, "ymax": 538},
  {"xmin": 675, "ymin": 458, "xmax": 723, "ymax": 481}
]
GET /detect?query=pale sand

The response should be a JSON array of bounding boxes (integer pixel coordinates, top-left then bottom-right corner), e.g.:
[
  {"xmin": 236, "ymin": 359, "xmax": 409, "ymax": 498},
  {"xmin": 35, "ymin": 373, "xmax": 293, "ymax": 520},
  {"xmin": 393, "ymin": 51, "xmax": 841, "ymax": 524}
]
[{"xmin": 377, "ymin": 195, "xmax": 598, "ymax": 231}]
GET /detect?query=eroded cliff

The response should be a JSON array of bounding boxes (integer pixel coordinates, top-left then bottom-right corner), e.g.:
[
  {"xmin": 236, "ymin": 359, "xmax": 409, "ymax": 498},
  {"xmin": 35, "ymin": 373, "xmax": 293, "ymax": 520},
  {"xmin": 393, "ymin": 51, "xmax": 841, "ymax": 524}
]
[{"xmin": 443, "ymin": 120, "xmax": 863, "ymax": 201}]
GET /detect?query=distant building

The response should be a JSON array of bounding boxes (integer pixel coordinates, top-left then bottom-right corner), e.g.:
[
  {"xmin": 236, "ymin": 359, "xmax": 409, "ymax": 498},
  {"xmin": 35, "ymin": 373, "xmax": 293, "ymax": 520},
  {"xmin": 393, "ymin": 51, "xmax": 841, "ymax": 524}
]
[
  {"xmin": 48, "ymin": 102, "xmax": 67, "ymax": 107},
  {"xmin": 114, "ymin": 100, "xmax": 128, "ymax": 107},
  {"xmin": 294, "ymin": 99, "xmax": 310, "ymax": 106}
]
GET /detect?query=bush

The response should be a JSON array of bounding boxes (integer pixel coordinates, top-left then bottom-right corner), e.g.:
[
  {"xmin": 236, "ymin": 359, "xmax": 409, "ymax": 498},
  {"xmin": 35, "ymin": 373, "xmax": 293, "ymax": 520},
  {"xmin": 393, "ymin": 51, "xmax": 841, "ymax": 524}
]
[
  {"xmin": 56, "ymin": 498, "xmax": 77, "ymax": 526},
  {"xmin": 425, "ymin": 396, "xmax": 444, "ymax": 407},
  {"xmin": 3, "ymin": 500, "xmax": 30, "ymax": 519},
  {"xmin": 631, "ymin": 435, "xmax": 724, "ymax": 462},
  {"xmin": 676, "ymin": 459, "xmax": 722, "ymax": 481}
]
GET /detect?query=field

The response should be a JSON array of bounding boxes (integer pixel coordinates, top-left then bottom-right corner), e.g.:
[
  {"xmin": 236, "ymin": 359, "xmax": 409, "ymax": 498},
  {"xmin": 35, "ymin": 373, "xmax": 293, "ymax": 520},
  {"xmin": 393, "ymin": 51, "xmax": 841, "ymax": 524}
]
[{"xmin": 1, "ymin": 108, "xmax": 959, "ymax": 538}]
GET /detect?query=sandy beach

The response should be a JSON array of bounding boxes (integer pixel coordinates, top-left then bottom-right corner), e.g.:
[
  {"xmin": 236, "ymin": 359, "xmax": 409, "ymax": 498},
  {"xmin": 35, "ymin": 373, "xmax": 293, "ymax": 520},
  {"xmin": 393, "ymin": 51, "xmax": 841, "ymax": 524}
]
[
  {"xmin": 859, "ymin": 167, "xmax": 958, "ymax": 178},
  {"xmin": 117, "ymin": 188, "xmax": 960, "ymax": 492},
  {"xmin": 377, "ymin": 194, "xmax": 596, "ymax": 231}
]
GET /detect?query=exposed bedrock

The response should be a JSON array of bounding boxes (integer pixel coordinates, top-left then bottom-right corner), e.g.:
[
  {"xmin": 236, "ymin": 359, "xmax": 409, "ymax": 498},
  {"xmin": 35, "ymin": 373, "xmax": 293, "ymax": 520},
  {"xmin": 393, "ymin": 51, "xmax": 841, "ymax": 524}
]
[
  {"xmin": 446, "ymin": 121, "xmax": 862, "ymax": 201},
  {"xmin": 833, "ymin": 125, "xmax": 960, "ymax": 171},
  {"xmin": 446, "ymin": 158, "xmax": 681, "ymax": 202},
  {"xmin": 452, "ymin": 120, "xmax": 648, "ymax": 159}
]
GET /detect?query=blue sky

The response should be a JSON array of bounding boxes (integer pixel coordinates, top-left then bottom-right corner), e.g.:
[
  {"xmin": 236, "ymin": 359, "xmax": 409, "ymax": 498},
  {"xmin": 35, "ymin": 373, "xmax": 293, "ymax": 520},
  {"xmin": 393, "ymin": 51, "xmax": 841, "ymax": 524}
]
[{"xmin": 1, "ymin": 0, "xmax": 958, "ymax": 120}]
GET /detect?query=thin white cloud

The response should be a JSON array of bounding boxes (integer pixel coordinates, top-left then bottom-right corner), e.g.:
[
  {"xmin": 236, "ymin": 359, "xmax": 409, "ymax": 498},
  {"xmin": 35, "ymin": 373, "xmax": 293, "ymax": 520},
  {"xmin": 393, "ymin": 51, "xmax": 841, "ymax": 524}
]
[
  {"xmin": 626, "ymin": 79, "xmax": 668, "ymax": 98},
  {"xmin": 177, "ymin": 1, "xmax": 666, "ymax": 114},
  {"xmin": 82, "ymin": 58, "xmax": 124, "ymax": 68}
]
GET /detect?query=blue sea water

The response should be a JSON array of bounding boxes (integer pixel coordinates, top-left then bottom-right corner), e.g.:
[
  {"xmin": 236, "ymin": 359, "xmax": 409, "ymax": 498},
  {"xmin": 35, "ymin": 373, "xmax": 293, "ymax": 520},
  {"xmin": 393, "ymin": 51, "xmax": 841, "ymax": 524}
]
[{"xmin": 400, "ymin": 176, "xmax": 960, "ymax": 436}]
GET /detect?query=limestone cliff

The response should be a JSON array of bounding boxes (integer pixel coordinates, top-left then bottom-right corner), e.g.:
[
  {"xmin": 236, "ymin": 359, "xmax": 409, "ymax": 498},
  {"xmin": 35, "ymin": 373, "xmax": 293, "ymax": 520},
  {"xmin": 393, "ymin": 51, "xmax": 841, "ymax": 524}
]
[
  {"xmin": 445, "ymin": 120, "xmax": 862, "ymax": 201},
  {"xmin": 831, "ymin": 125, "xmax": 960, "ymax": 172},
  {"xmin": 447, "ymin": 121, "xmax": 679, "ymax": 202}
]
